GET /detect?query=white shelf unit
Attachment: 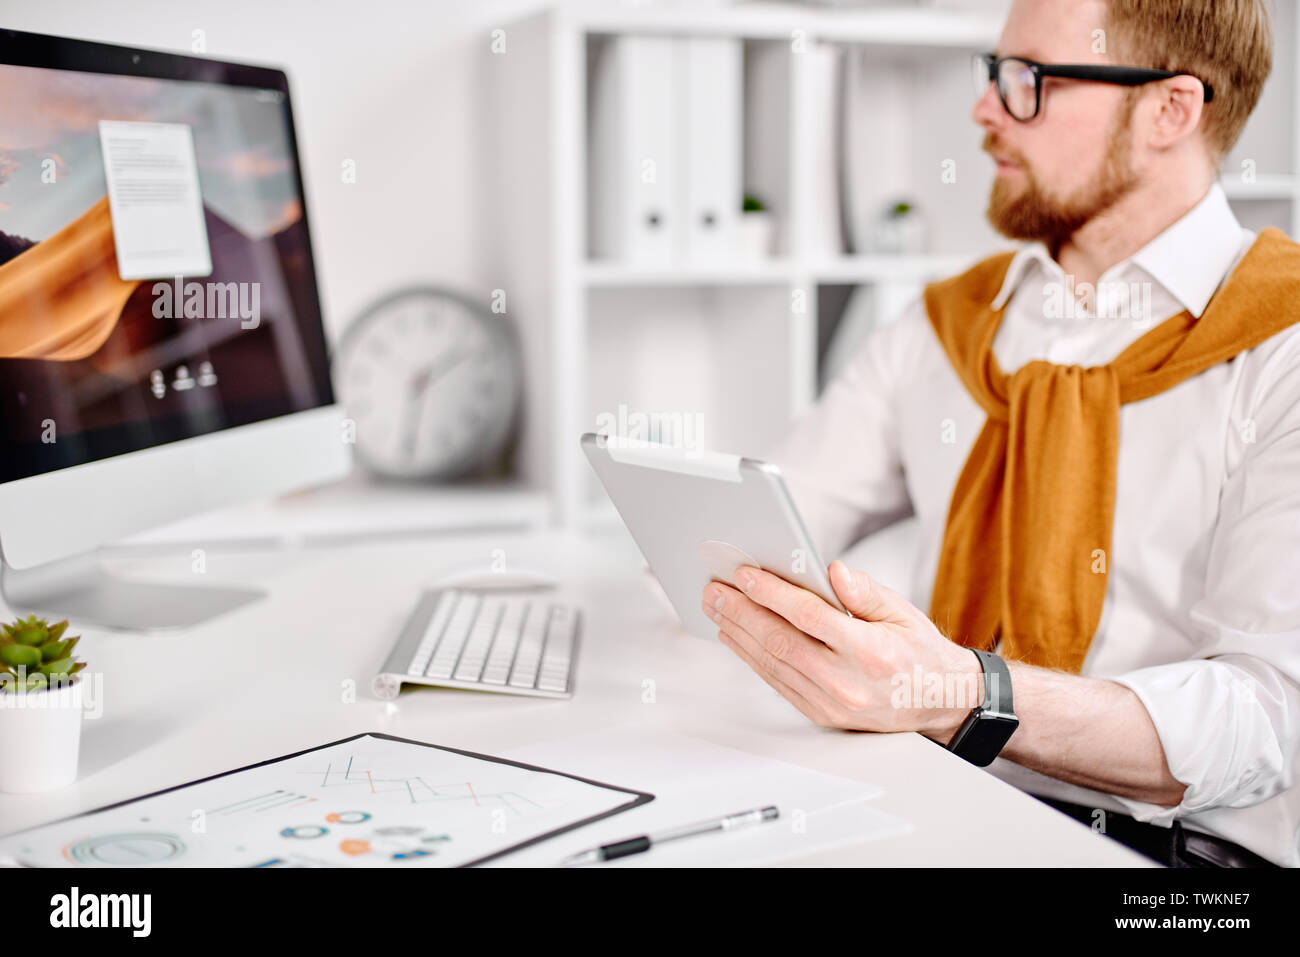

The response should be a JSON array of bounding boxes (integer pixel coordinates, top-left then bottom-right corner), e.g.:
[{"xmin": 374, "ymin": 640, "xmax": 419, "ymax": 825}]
[{"xmin": 492, "ymin": 0, "xmax": 1300, "ymax": 529}]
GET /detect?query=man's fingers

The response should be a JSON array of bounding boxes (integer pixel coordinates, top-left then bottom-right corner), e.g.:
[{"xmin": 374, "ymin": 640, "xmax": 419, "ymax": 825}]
[
  {"xmin": 716, "ymin": 630, "xmax": 827, "ymax": 726},
  {"xmin": 704, "ymin": 582, "xmax": 835, "ymax": 676},
  {"xmin": 730, "ymin": 566, "xmax": 852, "ymax": 650},
  {"xmin": 828, "ymin": 560, "xmax": 914, "ymax": 625},
  {"xmin": 704, "ymin": 595, "xmax": 836, "ymax": 709},
  {"xmin": 702, "ymin": 590, "xmax": 842, "ymax": 712}
]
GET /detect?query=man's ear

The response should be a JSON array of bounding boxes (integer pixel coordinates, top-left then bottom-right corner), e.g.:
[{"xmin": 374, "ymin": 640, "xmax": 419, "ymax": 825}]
[{"xmin": 1147, "ymin": 75, "xmax": 1208, "ymax": 150}]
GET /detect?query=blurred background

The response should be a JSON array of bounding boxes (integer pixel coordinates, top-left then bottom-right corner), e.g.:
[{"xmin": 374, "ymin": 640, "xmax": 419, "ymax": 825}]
[{"xmin": 3, "ymin": 0, "xmax": 1295, "ymax": 572}]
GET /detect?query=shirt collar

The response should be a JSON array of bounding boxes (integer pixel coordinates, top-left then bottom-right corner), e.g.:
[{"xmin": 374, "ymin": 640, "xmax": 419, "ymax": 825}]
[
  {"xmin": 989, "ymin": 183, "xmax": 1245, "ymax": 319},
  {"xmin": 1129, "ymin": 183, "xmax": 1243, "ymax": 318},
  {"xmin": 990, "ymin": 241, "xmax": 1053, "ymax": 311}
]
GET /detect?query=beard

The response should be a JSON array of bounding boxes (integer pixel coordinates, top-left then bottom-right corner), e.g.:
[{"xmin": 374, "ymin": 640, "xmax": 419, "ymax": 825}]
[{"xmin": 985, "ymin": 95, "xmax": 1140, "ymax": 247}]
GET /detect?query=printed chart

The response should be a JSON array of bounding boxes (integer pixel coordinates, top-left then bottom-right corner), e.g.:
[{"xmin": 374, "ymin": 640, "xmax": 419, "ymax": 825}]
[{"xmin": 0, "ymin": 733, "xmax": 652, "ymax": 867}]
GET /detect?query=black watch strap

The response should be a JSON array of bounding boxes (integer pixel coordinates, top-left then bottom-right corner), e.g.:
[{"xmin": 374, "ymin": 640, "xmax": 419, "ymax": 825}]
[
  {"xmin": 971, "ymin": 648, "xmax": 1013, "ymax": 715},
  {"xmin": 946, "ymin": 648, "xmax": 1019, "ymax": 767}
]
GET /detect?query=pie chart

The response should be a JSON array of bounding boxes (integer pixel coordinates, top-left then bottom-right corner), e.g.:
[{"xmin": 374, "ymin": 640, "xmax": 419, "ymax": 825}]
[{"xmin": 65, "ymin": 832, "xmax": 187, "ymax": 865}]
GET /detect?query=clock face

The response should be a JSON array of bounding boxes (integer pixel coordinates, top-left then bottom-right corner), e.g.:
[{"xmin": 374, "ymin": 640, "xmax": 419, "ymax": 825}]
[{"xmin": 334, "ymin": 289, "xmax": 519, "ymax": 479}]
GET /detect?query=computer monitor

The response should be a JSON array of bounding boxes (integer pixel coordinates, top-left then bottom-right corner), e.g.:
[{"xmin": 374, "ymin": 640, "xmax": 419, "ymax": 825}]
[{"xmin": 0, "ymin": 29, "xmax": 350, "ymax": 630}]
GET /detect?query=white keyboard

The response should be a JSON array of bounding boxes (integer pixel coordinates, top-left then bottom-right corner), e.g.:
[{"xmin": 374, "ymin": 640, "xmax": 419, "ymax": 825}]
[{"xmin": 372, "ymin": 589, "xmax": 580, "ymax": 700}]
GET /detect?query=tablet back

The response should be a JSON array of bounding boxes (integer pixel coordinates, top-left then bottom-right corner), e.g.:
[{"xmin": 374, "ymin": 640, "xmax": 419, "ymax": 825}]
[{"xmin": 580, "ymin": 433, "xmax": 848, "ymax": 639}]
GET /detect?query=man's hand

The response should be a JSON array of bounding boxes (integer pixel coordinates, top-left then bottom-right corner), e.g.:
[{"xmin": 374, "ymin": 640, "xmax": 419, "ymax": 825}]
[
  {"xmin": 703, "ymin": 562, "xmax": 1189, "ymax": 804},
  {"xmin": 702, "ymin": 561, "xmax": 981, "ymax": 740}
]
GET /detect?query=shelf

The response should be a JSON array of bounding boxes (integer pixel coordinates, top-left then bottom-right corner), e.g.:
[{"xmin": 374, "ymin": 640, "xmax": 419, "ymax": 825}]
[
  {"xmin": 583, "ymin": 259, "xmax": 798, "ymax": 286},
  {"xmin": 807, "ymin": 7, "xmax": 1002, "ymax": 47},
  {"xmin": 1221, "ymin": 174, "xmax": 1297, "ymax": 201},
  {"xmin": 563, "ymin": 1, "xmax": 1001, "ymax": 48},
  {"xmin": 806, "ymin": 253, "xmax": 981, "ymax": 283},
  {"xmin": 582, "ymin": 253, "xmax": 981, "ymax": 287}
]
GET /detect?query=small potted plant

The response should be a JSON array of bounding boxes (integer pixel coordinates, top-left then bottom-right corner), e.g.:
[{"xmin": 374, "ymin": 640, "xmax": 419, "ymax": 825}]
[
  {"xmin": 0, "ymin": 614, "xmax": 86, "ymax": 793},
  {"xmin": 740, "ymin": 192, "xmax": 774, "ymax": 260},
  {"xmin": 871, "ymin": 199, "xmax": 928, "ymax": 255}
]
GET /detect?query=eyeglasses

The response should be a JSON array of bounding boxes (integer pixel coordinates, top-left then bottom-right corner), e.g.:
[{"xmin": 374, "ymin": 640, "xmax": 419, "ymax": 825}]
[{"xmin": 973, "ymin": 53, "xmax": 1215, "ymax": 122}]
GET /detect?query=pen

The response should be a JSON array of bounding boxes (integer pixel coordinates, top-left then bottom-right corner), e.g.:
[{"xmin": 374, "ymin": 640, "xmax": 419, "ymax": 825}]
[{"xmin": 559, "ymin": 805, "xmax": 779, "ymax": 865}]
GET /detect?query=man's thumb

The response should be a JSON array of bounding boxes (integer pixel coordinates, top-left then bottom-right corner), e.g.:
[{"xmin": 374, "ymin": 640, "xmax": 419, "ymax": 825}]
[{"xmin": 829, "ymin": 560, "xmax": 910, "ymax": 623}]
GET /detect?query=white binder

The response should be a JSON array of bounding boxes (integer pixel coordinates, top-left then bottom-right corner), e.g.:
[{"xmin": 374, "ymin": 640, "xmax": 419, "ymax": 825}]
[
  {"xmin": 589, "ymin": 35, "xmax": 680, "ymax": 264},
  {"xmin": 681, "ymin": 37, "xmax": 742, "ymax": 262}
]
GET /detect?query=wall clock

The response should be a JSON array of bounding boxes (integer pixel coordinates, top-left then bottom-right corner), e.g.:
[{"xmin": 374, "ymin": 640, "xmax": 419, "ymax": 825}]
[{"xmin": 334, "ymin": 287, "xmax": 521, "ymax": 480}]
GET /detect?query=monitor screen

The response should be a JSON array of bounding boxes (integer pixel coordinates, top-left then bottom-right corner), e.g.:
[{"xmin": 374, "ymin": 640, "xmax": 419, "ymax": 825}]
[{"xmin": 0, "ymin": 32, "xmax": 334, "ymax": 485}]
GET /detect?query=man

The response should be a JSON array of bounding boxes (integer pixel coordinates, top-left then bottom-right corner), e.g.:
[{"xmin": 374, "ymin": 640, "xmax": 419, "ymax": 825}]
[{"xmin": 701, "ymin": 0, "xmax": 1298, "ymax": 867}]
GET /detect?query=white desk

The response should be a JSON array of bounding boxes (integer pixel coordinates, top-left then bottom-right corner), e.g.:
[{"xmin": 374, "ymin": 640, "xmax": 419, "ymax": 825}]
[{"xmin": 0, "ymin": 522, "xmax": 1151, "ymax": 866}]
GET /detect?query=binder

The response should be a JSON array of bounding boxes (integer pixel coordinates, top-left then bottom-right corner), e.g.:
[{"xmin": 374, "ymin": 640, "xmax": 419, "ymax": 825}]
[
  {"xmin": 681, "ymin": 37, "xmax": 742, "ymax": 262},
  {"xmin": 802, "ymin": 42, "xmax": 845, "ymax": 259},
  {"xmin": 589, "ymin": 35, "xmax": 680, "ymax": 264}
]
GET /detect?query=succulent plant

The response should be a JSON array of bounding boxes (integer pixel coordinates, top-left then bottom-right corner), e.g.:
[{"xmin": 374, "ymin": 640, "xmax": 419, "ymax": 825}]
[{"xmin": 0, "ymin": 615, "xmax": 85, "ymax": 692}]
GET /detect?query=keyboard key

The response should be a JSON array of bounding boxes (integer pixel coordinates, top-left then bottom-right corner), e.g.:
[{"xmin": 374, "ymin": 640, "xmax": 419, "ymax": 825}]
[
  {"xmin": 454, "ymin": 596, "xmax": 506, "ymax": 681},
  {"xmin": 406, "ymin": 591, "xmax": 458, "ymax": 676},
  {"xmin": 541, "ymin": 606, "xmax": 576, "ymax": 665},
  {"xmin": 508, "ymin": 601, "xmax": 550, "ymax": 688},
  {"xmin": 536, "ymin": 673, "xmax": 569, "ymax": 693},
  {"xmin": 426, "ymin": 591, "xmax": 480, "ymax": 679},
  {"xmin": 535, "ymin": 607, "xmax": 577, "ymax": 692},
  {"xmin": 481, "ymin": 599, "xmax": 526, "ymax": 685}
]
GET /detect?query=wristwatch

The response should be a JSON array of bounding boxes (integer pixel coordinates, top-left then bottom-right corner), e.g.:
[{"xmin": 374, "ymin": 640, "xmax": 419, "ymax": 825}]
[{"xmin": 946, "ymin": 648, "xmax": 1018, "ymax": 766}]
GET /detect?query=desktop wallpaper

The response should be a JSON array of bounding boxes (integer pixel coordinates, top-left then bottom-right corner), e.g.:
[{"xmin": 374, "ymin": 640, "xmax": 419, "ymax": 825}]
[{"xmin": 0, "ymin": 61, "xmax": 333, "ymax": 483}]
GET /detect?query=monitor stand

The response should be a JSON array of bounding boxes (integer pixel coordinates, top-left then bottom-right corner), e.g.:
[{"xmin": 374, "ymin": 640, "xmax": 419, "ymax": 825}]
[{"xmin": 0, "ymin": 549, "xmax": 264, "ymax": 633}]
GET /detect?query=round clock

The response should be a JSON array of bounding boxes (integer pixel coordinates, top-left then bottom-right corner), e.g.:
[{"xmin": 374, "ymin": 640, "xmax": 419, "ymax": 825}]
[{"xmin": 334, "ymin": 287, "xmax": 521, "ymax": 480}]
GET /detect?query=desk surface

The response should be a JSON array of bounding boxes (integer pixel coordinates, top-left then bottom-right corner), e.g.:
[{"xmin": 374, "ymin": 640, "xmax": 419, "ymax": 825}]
[{"xmin": 0, "ymin": 524, "xmax": 1151, "ymax": 867}]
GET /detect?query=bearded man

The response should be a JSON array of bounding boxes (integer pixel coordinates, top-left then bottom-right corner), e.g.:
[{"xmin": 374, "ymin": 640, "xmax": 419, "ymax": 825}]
[{"xmin": 701, "ymin": 0, "xmax": 1296, "ymax": 868}]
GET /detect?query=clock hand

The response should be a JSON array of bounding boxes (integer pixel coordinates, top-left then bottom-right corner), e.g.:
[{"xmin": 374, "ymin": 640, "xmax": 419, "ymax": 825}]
[
  {"xmin": 410, "ymin": 349, "xmax": 472, "ymax": 398},
  {"xmin": 400, "ymin": 397, "xmax": 421, "ymax": 460},
  {"xmin": 400, "ymin": 350, "xmax": 473, "ymax": 460}
]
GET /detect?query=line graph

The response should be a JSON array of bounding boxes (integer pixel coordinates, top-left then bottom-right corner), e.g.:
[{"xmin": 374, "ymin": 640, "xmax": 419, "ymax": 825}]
[{"xmin": 294, "ymin": 754, "xmax": 545, "ymax": 815}]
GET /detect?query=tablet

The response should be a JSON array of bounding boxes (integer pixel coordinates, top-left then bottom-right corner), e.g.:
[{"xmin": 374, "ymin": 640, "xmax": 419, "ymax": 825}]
[{"xmin": 580, "ymin": 432, "xmax": 849, "ymax": 640}]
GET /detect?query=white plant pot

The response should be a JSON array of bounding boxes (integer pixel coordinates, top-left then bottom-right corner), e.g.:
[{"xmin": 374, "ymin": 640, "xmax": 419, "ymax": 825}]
[
  {"xmin": 0, "ymin": 679, "xmax": 83, "ymax": 793},
  {"xmin": 871, "ymin": 214, "xmax": 928, "ymax": 255},
  {"xmin": 739, "ymin": 212, "xmax": 774, "ymax": 260}
]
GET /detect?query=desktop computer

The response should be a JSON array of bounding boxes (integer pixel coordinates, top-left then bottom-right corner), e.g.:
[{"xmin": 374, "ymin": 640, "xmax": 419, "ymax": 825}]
[{"xmin": 0, "ymin": 29, "xmax": 350, "ymax": 630}]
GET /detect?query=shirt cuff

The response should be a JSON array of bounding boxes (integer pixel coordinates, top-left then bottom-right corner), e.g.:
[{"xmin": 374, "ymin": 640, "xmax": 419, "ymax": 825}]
[{"xmin": 1109, "ymin": 659, "xmax": 1287, "ymax": 824}]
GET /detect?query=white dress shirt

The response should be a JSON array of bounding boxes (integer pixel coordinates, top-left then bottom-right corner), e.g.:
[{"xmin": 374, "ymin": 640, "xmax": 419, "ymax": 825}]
[{"xmin": 765, "ymin": 184, "xmax": 1300, "ymax": 866}]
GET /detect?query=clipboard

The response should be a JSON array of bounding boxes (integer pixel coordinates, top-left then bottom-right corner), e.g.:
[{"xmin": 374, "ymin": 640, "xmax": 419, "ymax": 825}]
[{"xmin": 0, "ymin": 732, "xmax": 655, "ymax": 868}]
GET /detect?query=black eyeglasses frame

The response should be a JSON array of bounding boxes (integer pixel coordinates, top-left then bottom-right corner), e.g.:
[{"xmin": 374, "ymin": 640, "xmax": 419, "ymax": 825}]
[{"xmin": 976, "ymin": 53, "xmax": 1215, "ymax": 122}]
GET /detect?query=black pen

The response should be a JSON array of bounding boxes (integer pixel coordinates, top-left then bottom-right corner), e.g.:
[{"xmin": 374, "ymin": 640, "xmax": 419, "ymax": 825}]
[{"xmin": 559, "ymin": 805, "xmax": 779, "ymax": 865}]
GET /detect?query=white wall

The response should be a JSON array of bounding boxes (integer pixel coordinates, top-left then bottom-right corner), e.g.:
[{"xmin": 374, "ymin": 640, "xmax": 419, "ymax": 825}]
[{"xmin": 0, "ymin": 0, "xmax": 556, "ymax": 341}]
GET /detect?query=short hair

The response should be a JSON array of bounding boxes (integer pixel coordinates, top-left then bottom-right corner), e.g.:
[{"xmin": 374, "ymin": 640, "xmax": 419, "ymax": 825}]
[{"xmin": 1104, "ymin": 0, "xmax": 1273, "ymax": 161}]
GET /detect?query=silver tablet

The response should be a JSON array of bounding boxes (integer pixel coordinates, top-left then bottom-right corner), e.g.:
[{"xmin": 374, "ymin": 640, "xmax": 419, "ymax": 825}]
[{"xmin": 580, "ymin": 432, "xmax": 849, "ymax": 640}]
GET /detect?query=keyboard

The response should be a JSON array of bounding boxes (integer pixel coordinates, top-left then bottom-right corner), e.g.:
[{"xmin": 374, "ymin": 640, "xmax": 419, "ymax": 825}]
[{"xmin": 373, "ymin": 589, "xmax": 581, "ymax": 700}]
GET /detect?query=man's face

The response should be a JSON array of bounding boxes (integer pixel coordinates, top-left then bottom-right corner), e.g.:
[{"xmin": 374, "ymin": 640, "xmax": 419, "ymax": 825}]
[{"xmin": 974, "ymin": 0, "xmax": 1142, "ymax": 246}]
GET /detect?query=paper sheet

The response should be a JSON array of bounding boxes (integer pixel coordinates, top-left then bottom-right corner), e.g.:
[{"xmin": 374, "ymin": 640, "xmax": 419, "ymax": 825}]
[
  {"xmin": 98, "ymin": 120, "xmax": 212, "ymax": 279},
  {"xmin": 489, "ymin": 726, "xmax": 911, "ymax": 867}
]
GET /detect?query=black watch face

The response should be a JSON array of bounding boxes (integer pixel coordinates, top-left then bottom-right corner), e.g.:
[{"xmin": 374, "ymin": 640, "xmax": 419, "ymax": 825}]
[{"xmin": 952, "ymin": 712, "xmax": 1019, "ymax": 767}]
